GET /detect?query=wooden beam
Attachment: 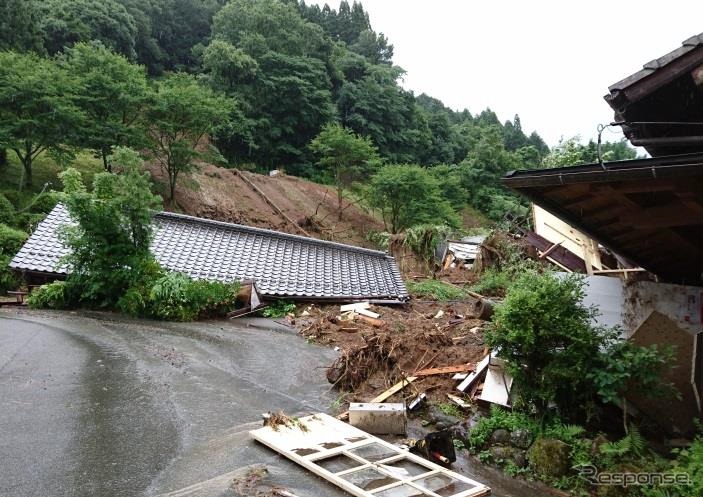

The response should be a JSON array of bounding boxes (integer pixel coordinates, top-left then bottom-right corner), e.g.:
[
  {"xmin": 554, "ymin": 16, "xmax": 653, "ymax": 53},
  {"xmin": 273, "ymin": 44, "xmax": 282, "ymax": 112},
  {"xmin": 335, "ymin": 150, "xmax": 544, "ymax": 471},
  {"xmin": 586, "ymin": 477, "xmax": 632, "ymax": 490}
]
[
  {"xmin": 415, "ymin": 364, "xmax": 474, "ymax": 376},
  {"xmin": 370, "ymin": 376, "xmax": 418, "ymax": 403}
]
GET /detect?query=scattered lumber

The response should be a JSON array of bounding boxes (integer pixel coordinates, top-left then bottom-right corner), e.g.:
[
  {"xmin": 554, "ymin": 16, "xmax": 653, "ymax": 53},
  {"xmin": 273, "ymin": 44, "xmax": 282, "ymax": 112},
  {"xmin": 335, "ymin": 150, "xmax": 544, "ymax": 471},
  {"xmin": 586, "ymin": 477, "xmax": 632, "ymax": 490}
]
[
  {"xmin": 370, "ymin": 376, "xmax": 418, "ymax": 403},
  {"xmin": 340, "ymin": 302, "xmax": 370, "ymax": 312},
  {"xmin": 357, "ymin": 308, "xmax": 380, "ymax": 319},
  {"xmin": 447, "ymin": 394, "xmax": 471, "ymax": 409},
  {"xmin": 415, "ymin": 363, "xmax": 475, "ymax": 376},
  {"xmin": 457, "ymin": 352, "xmax": 493, "ymax": 392},
  {"xmin": 357, "ymin": 314, "xmax": 386, "ymax": 328}
]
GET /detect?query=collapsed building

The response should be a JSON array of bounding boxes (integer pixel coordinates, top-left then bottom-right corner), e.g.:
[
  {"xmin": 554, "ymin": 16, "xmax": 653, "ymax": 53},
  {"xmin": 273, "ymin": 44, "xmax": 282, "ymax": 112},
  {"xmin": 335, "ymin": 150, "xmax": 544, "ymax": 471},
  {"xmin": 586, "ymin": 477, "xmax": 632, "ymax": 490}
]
[
  {"xmin": 503, "ymin": 34, "xmax": 703, "ymax": 436},
  {"xmin": 9, "ymin": 203, "xmax": 408, "ymax": 303}
]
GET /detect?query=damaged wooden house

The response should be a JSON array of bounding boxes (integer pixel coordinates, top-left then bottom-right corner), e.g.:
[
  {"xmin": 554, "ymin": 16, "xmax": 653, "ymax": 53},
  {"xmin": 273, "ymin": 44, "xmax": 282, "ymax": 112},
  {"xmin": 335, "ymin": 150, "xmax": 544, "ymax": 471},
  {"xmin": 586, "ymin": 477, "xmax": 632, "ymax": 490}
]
[
  {"xmin": 9, "ymin": 204, "xmax": 409, "ymax": 309},
  {"xmin": 502, "ymin": 33, "xmax": 703, "ymax": 437}
]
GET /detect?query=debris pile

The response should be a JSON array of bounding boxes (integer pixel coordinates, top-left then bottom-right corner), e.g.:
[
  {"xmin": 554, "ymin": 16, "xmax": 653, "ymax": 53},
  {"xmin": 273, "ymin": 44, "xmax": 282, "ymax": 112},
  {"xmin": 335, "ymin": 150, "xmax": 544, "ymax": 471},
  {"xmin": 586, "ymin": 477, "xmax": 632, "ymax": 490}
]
[{"xmin": 296, "ymin": 300, "xmax": 490, "ymax": 410}]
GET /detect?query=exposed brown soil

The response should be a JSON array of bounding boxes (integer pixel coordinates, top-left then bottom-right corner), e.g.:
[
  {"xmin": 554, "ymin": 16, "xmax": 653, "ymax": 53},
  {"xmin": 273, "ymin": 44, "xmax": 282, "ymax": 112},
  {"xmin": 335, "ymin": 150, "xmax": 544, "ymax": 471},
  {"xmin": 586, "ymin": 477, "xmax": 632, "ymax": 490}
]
[
  {"xmin": 148, "ymin": 163, "xmax": 384, "ymax": 248},
  {"xmin": 293, "ymin": 300, "xmax": 488, "ymax": 411}
]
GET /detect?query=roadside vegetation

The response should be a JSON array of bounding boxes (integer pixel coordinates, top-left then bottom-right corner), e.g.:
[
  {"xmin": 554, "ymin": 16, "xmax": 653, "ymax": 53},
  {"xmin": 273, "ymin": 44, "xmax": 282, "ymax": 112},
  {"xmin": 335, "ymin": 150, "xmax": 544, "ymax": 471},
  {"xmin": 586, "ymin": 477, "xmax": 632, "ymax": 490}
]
[
  {"xmin": 27, "ymin": 148, "xmax": 240, "ymax": 321},
  {"xmin": 462, "ymin": 267, "xmax": 696, "ymax": 496}
]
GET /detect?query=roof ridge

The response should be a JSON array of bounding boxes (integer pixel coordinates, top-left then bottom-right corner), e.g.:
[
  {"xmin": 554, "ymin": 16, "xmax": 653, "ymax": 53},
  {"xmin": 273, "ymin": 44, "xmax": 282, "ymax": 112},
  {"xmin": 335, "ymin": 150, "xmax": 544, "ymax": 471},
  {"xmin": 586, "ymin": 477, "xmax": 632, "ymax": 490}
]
[{"xmin": 154, "ymin": 210, "xmax": 391, "ymax": 258}]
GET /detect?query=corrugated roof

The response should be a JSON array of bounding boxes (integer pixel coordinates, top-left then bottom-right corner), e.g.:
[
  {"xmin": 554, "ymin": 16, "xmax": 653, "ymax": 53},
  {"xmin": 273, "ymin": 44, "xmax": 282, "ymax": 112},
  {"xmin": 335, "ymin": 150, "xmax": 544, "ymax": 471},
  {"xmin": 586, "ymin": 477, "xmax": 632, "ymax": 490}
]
[
  {"xmin": 10, "ymin": 204, "xmax": 408, "ymax": 301},
  {"xmin": 604, "ymin": 33, "xmax": 703, "ymax": 156},
  {"xmin": 503, "ymin": 154, "xmax": 703, "ymax": 285}
]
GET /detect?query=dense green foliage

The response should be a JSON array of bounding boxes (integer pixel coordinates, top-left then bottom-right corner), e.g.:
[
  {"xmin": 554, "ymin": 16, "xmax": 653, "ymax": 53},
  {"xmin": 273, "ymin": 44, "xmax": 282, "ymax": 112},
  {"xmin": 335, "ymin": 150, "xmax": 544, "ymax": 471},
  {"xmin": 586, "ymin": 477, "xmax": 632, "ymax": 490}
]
[
  {"xmin": 145, "ymin": 73, "xmax": 232, "ymax": 205},
  {"xmin": 406, "ymin": 280, "xmax": 467, "ymax": 301},
  {"xmin": 485, "ymin": 272, "xmax": 676, "ymax": 422},
  {"xmin": 0, "ymin": 222, "xmax": 28, "ymax": 293},
  {"xmin": 309, "ymin": 123, "xmax": 380, "ymax": 218},
  {"xmin": 0, "ymin": 51, "xmax": 84, "ymax": 189},
  {"xmin": 59, "ymin": 42, "xmax": 149, "ymax": 170},
  {"xmin": 58, "ymin": 148, "xmax": 161, "ymax": 307},
  {"xmin": 368, "ymin": 165, "xmax": 459, "ymax": 233},
  {"xmin": 0, "ymin": 0, "xmax": 641, "ymax": 235},
  {"xmin": 125, "ymin": 271, "xmax": 241, "ymax": 321}
]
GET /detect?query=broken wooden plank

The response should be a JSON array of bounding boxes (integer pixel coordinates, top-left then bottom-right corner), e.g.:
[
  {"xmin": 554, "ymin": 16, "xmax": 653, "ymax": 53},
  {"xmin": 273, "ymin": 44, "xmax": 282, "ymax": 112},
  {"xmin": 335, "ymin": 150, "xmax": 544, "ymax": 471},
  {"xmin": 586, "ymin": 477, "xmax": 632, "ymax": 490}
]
[
  {"xmin": 457, "ymin": 352, "xmax": 493, "ymax": 392},
  {"xmin": 370, "ymin": 376, "xmax": 418, "ymax": 403},
  {"xmin": 447, "ymin": 394, "xmax": 472, "ymax": 409},
  {"xmin": 356, "ymin": 308, "xmax": 380, "ymax": 319},
  {"xmin": 357, "ymin": 314, "xmax": 386, "ymax": 328},
  {"xmin": 415, "ymin": 363, "xmax": 475, "ymax": 376},
  {"xmin": 340, "ymin": 302, "xmax": 370, "ymax": 312}
]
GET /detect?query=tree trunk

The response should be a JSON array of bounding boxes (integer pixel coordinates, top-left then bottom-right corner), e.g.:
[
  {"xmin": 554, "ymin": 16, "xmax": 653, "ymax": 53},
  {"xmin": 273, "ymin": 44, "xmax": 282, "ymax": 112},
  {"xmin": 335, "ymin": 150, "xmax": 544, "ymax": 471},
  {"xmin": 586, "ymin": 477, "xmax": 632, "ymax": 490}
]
[
  {"xmin": 337, "ymin": 185, "xmax": 343, "ymax": 221},
  {"xmin": 169, "ymin": 169, "xmax": 177, "ymax": 209},
  {"xmin": 102, "ymin": 148, "xmax": 111, "ymax": 172},
  {"xmin": 21, "ymin": 147, "xmax": 33, "ymax": 190}
]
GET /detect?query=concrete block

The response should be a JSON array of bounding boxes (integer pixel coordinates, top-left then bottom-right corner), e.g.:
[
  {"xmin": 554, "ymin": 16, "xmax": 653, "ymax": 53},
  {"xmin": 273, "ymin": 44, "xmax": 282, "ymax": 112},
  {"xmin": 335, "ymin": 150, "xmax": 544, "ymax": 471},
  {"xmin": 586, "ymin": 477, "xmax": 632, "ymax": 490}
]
[{"xmin": 348, "ymin": 402, "xmax": 406, "ymax": 435}]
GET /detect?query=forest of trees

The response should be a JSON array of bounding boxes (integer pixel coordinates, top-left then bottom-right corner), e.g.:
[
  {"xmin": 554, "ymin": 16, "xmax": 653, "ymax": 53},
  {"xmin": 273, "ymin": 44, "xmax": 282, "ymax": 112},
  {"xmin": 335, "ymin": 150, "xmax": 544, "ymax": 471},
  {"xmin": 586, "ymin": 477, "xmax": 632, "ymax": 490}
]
[{"xmin": 0, "ymin": 0, "xmax": 638, "ymax": 226}]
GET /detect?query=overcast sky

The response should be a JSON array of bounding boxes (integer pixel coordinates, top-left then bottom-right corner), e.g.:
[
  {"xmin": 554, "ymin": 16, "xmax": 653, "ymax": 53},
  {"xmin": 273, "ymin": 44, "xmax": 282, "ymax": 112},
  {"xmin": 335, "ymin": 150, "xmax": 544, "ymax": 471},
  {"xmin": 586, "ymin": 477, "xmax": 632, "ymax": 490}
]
[{"xmin": 311, "ymin": 0, "xmax": 703, "ymax": 147}]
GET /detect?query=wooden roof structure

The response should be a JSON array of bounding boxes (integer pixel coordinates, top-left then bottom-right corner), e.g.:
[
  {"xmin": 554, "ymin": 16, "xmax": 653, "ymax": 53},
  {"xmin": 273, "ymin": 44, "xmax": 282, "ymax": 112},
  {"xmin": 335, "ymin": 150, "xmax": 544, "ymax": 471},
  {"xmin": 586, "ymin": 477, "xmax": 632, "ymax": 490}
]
[
  {"xmin": 605, "ymin": 33, "xmax": 703, "ymax": 156},
  {"xmin": 503, "ymin": 153, "xmax": 703, "ymax": 286}
]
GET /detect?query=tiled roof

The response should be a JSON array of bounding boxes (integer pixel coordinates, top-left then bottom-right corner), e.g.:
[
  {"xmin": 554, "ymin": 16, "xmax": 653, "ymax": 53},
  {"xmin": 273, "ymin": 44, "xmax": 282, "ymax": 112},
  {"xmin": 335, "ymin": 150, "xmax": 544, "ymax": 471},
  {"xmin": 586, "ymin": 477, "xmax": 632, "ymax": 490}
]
[{"xmin": 10, "ymin": 204, "xmax": 408, "ymax": 301}]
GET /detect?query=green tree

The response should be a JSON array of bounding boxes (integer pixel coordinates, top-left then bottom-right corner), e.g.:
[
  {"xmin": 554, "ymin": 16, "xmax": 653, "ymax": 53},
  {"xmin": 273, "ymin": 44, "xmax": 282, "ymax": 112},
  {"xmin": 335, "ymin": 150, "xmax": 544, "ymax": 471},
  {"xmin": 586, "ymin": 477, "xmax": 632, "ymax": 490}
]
[
  {"xmin": 38, "ymin": 0, "xmax": 138, "ymax": 58},
  {"xmin": 60, "ymin": 42, "xmax": 149, "ymax": 171},
  {"xmin": 309, "ymin": 123, "xmax": 380, "ymax": 220},
  {"xmin": 0, "ymin": 0, "xmax": 44, "ymax": 53},
  {"xmin": 146, "ymin": 73, "xmax": 232, "ymax": 206},
  {"xmin": 368, "ymin": 164, "xmax": 459, "ymax": 233},
  {"xmin": 542, "ymin": 136, "xmax": 638, "ymax": 168},
  {"xmin": 428, "ymin": 165, "xmax": 467, "ymax": 211},
  {"xmin": 486, "ymin": 272, "xmax": 675, "ymax": 422},
  {"xmin": 0, "ymin": 51, "xmax": 84, "ymax": 189},
  {"xmin": 58, "ymin": 147, "xmax": 161, "ymax": 307},
  {"xmin": 212, "ymin": 0, "xmax": 328, "ymax": 58},
  {"xmin": 202, "ymin": 39, "xmax": 258, "ymax": 91}
]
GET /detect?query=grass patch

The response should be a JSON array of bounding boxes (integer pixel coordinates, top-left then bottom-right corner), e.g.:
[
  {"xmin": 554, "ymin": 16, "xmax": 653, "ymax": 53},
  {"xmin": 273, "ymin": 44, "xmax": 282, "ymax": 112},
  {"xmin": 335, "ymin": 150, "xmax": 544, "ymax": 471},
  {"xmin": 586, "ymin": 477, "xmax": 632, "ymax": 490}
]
[
  {"xmin": 406, "ymin": 279, "xmax": 467, "ymax": 301},
  {"xmin": 435, "ymin": 402, "xmax": 463, "ymax": 419}
]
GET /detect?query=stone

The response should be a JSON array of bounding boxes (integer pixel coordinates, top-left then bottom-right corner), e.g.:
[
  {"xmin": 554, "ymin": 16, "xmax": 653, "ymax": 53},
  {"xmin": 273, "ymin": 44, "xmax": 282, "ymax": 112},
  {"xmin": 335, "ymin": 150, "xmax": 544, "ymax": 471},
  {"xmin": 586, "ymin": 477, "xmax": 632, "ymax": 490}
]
[
  {"xmin": 591, "ymin": 434, "xmax": 609, "ymax": 456},
  {"xmin": 488, "ymin": 446, "xmax": 528, "ymax": 468},
  {"xmin": 448, "ymin": 421, "xmax": 469, "ymax": 441},
  {"xmin": 526, "ymin": 438, "xmax": 571, "ymax": 478},
  {"xmin": 512, "ymin": 450, "xmax": 527, "ymax": 468},
  {"xmin": 489, "ymin": 446, "xmax": 515, "ymax": 461},
  {"xmin": 489, "ymin": 428, "xmax": 511, "ymax": 445},
  {"xmin": 510, "ymin": 428, "xmax": 533, "ymax": 449},
  {"xmin": 427, "ymin": 406, "xmax": 461, "ymax": 429}
]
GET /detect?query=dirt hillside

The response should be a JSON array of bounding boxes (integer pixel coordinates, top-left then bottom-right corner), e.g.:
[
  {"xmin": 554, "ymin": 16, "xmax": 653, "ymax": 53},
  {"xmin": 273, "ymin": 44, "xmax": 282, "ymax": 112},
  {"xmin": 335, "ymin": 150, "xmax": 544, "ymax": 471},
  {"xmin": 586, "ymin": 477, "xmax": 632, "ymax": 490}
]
[{"xmin": 149, "ymin": 163, "xmax": 385, "ymax": 248}]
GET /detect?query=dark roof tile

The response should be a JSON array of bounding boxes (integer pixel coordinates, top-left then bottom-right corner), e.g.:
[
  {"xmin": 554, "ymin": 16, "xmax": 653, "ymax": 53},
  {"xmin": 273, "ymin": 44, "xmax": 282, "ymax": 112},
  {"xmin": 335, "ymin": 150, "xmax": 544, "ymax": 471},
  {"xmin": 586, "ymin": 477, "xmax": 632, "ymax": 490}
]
[{"xmin": 10, "ymin": 204, "xmax": 408, "ymax": 301}]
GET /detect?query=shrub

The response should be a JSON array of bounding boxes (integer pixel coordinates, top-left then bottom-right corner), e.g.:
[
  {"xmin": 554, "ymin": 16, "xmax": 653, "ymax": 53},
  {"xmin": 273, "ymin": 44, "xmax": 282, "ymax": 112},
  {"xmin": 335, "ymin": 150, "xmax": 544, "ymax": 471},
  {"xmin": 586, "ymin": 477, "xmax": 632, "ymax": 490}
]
[
  {"xmin": 27, "ymin": 281, "xmax": 69, "ymax": 309},
  {"xmin": 260, "ymin": 300, "xmax": 296, "ymax": 318},
  {"xmin": 59, "ymin": 150, "xmax": 161, "ymax": 308},
  {"xmin": 0, "ymin": 194, "xmax": 15, "ymax": 225},
  {"xmin": 467, "ymin": 405, "xmax": 538, "ymax": 451},
  {"xmin": 486, "ymin": 272, "xmax": 676, "ymax": 423},
  {"xmin": 406, "ymin": 280, "xmax": 467, "ymax": 301},
  {"xmin": 0, "ymin": 223, "xmax": 28, "ymax": 293},
  {"xmin": 0, "ymin": 223, "xmax": 28, "ymax": 255},
  {"xmin": 143, "ymin": 272, "xmax": 241, "ymax": 321}
]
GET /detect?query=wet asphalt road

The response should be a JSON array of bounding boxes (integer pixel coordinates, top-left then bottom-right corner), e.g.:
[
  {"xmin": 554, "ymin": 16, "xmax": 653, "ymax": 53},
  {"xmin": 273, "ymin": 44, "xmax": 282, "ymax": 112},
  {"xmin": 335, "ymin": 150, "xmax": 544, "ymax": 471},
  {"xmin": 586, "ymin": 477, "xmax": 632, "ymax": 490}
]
[
  {"xmin": 0, "ymin": 309, "xmax": 539, "ymax": 497},
  {"xmin": 0, "ymin": 310, "xmax": 347, "ymax": 497}
]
